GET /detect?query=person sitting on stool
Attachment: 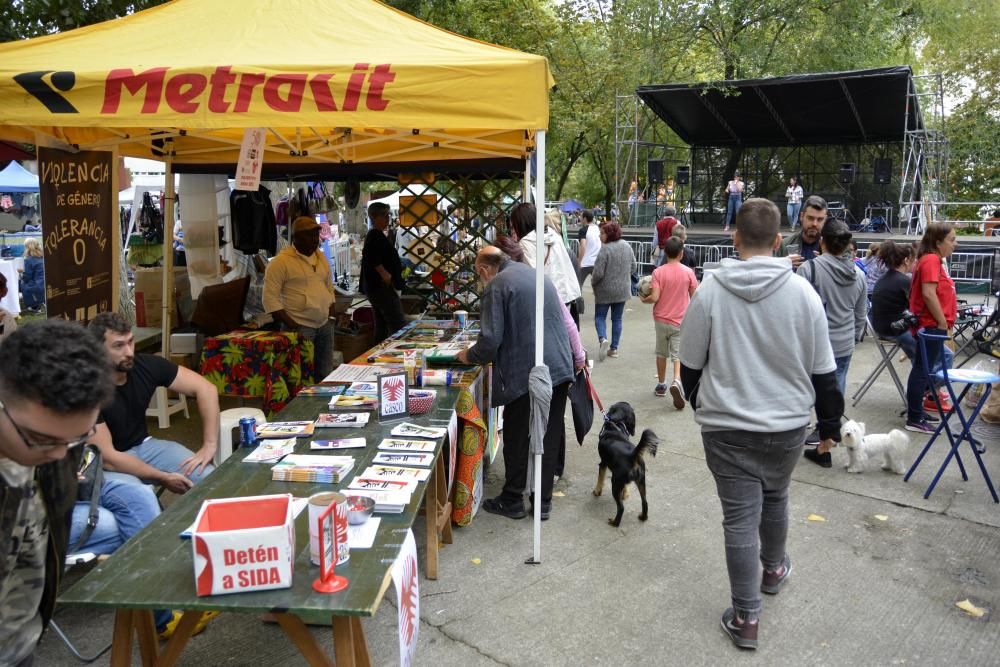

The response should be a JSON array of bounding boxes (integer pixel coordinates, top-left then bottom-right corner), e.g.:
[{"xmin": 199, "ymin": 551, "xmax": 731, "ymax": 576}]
[{"xmin": 87, "ymin": 312, "xmax": 219, "ymax": 495}]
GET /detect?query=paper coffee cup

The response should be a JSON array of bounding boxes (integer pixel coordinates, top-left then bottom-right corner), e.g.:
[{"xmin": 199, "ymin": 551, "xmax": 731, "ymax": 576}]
[
  {"xmin": 454, "ymin": 310, "xmax": 468, "ymax": 327},
  {"xmin": 308, "ymin": 492, "xmax": 349, "ymax": 566}
]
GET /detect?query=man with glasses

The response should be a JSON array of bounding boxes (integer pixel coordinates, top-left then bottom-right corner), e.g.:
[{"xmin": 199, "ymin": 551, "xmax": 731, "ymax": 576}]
[
  {"xmin": 87, "ymin": 312, "xmax": 219, "ymax": 494},
  {"xmin": 0, "ymin": 320, "xmax": 113, "ymax": 667},
  {"xmin": 455, "ymin": 246, "xmax": 573, "ymax": 521}
]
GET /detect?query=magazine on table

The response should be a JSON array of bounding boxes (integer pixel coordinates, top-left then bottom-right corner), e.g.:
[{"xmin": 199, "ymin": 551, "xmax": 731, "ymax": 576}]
[
  {"xmin": 314, "ymin": 412, "xmax": 370, "ymax": 428},
  {"xmin": 346, "ymin": 476, "xmax": 418, "ymax": 494},
  {"xmin": 389, "ymin": 422, "xmax": 447, "ymax": 439},
  {"xmin": 256, "ymin": 421, "xmax": 315, "ymax": 438},
  {"xmin": 311, "ymin": 437, "xmax": 367, "ymax": 450},
  {"xmin": 242, "ymin": 438, "xmax": 297, "ymax": 463},
  {"xmin": 347, "ymin": 381, "xmax": 379, "ymax": 396},
  {"xmin": 296, "ymin": 385, "xmax": 347, "ymax": 397},
  {"xmin": 362, "ymin": 465, "xmax": 431, "ymax": 482},
  {"xmin": 323, "ymin": 364, "xmax": 403, "ymax": 383},
  {"xmin": 377, "ymin": 438, "xmax": 437, "ymax": 453},
  {"xmin": 328, "ymin": 394, "xmax": 378, "ymax": 410},
  {"xmin": 371, "ymin": 451, "xmax": 435, "ymax": 467}
]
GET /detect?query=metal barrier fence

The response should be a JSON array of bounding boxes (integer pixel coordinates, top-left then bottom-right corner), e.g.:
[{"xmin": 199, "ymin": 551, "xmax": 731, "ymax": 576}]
[{"xmin": 571, "ymin": 239, "xmax": 996, "ymax": 292}]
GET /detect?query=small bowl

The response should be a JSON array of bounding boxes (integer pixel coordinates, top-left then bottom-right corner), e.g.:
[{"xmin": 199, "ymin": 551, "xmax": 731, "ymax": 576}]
[
  {"xmin": 409, "ymin": 390, "xmax": 435, "ymax": 414},
  {"xmin": 345, "ymin": 495, "xmax": 376, "ymax": 524}
]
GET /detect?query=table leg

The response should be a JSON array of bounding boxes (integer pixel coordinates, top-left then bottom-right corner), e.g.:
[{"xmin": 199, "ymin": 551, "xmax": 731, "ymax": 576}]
[
  {"xmin": 110, "ymin": 609, "xmax": 134, "ymax": 667},
  {"xmin": 425, "ymin": 455, "xmax": 440, "ymax": 579},
  {"xmin": 134, "ymin": 609, "xmax": 159, "ymax": 667},
  {"xmin": 157, "ymin": 611, "xmax": 204, "ymax": 667},
  {"xmin": 437, "ymin": 457, "xmax": 454, "ymax": 546},
  {"xmin": 275, "ymin": 613, "xmax": 334, "ymax": 667},
  {"xmin": 332, "ymin": 615, "xmax": 371, "ymax": 667}
]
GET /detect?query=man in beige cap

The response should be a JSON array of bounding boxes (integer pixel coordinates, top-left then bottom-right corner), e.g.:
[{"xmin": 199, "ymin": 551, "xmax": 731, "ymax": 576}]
[{"xmin": 263, "ymin": 216, "xmax": 336, "ymax": 379}]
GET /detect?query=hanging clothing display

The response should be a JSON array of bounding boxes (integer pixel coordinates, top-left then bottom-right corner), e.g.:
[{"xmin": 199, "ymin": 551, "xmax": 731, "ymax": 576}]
[{"xmin": 230, "ymin": 185, "xmax": 277, "ymax": 256}]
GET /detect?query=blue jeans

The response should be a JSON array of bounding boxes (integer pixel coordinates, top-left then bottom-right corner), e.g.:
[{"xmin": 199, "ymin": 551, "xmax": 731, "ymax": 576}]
[
  {"xmin": 703, "ymin": 426, "xmax": 806, "ymax": 617},
  {"xmin": 834, "ymin": 355, "xmax": 852, "ymax": 396},
  {"xmin": 115, "ymin": 437, "xmax": 215, "ymax": 484},
  {"xmin": 69, "ymin": 477, "xmax": 161, "ymax": 555},
  {"xmin": 906, "ymin": 328, "xmax": 951, "ymax": 422},
  {"xmin": 69, "ymin": 477, "xmax": 173, "ymax": 630},
  {"xmin": 299, "ymin": 319, "xmax": 336, "ymax": 382},
  {"xmin": 725, "ymin": 195, "xmax": 742, "ymax": 227},
  {"xmin": 594, "ymin": 302, "xmax": 625, "ymax": 350},
  {"xmin": 787, "ymin": 202, "xmax": 801, "ymax": 229},
  {"xmin": 895, "ymin": 330, "xmax": 953, "ymax": 371}
]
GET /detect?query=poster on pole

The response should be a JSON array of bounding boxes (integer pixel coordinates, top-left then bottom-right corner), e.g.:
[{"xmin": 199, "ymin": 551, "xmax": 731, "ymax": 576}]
[
  {"xmin": 235, "ymin": 128, "xmax": 266, "ymax": 191},
  {"xmin": 38, "ymin": 147, "xmax": 113, "ymax": 323}
]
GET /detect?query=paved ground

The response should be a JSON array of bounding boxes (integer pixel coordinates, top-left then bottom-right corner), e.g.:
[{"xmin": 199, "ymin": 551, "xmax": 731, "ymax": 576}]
[{"xmin": 38, "ymin": 291, "xmax": 1000, "ymax": 665}]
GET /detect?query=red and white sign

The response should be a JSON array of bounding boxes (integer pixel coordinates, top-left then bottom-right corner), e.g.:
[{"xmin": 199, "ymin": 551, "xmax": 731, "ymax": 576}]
[
  {"xmin": 391, "ymin": 529, "xmax": 419, "ymax": 667},
  {"xmin": 191, "ymin": 494, "xmax": 295, "ymax": 597},
  {"xmin": 235, "ymin": 127, "xmax": 266, "ymax": 191}
]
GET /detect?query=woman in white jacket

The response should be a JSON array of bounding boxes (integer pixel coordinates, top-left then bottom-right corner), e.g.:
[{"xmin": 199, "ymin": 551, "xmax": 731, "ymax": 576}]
[{"xmin": 509, "ymin": 203, "xmax": 583, "ymax": 326}]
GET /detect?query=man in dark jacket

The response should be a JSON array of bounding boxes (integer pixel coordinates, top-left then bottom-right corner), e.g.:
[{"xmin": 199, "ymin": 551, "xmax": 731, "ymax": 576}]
[
  {"xmin": 457, "ymin": 246, "xmax": 574, "ymax": 521},
  {"xmin": 361, "ymin": 202, "xmax": 406, "ymax": 344},
  {"xmin": 0, "ymin": 320, "xmax": 114, "ymax": 666}
]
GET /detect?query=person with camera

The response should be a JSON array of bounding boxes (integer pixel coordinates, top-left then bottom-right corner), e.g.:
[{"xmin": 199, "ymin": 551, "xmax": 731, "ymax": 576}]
[
  {"xmin": 904, "ymin": 223, "xmax": 960, "ymax": 434},
  {"xmin": 871, "ymin": 240, "xmax": 954, "ymax": 420}
]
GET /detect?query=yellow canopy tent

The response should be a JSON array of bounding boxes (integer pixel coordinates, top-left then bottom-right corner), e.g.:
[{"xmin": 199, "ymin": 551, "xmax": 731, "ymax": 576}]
[{"xmin": 0, "ymin": 0, "xmax": 554, "ymax": 560}]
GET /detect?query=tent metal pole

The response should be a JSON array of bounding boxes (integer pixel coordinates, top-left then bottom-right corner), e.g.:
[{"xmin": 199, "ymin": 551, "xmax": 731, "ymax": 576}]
[
  {"xmin": 161, "ymin": 155, "xmax": 174, "ymax": 358},
  {"xmin": 524, "ymin": 157, "xmax": 531, "ymax": 204},
  {"xmin": 531, "ymin": 129, "xmax": 546, "ymax": 564}
]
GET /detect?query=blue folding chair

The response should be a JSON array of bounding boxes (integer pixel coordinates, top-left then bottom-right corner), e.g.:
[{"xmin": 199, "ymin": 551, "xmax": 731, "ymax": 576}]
[{"xmin": 904, "ymin": 331, "xmax": 1000, "ymax": 501}]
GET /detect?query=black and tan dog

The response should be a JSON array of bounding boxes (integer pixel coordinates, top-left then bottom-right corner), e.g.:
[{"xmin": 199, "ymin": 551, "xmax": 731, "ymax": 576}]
[{"xmin": 592, "ymin": 402, "xmax": 659, "ymax": 527}]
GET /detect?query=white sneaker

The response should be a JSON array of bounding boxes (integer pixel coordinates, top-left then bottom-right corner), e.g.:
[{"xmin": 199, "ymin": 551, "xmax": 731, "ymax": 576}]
[
  {"xmin": 599, "ymin": 339, "xmax": 610, "ymax": 361},
  {"xmin": 670, "ymin": 380, "xmax": 686, "ymax": 410}
]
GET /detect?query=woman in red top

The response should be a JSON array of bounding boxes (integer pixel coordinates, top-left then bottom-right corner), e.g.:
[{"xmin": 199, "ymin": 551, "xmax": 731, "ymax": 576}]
[{"xmin": 904, "ymin": 223, "xmax": 958, "ymax": 433}]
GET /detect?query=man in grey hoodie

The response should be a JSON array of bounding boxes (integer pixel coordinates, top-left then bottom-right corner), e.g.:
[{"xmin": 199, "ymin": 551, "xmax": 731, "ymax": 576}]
[{"xmin": 679, "ymin": 198, "xmax": 843, "ymax": 650}]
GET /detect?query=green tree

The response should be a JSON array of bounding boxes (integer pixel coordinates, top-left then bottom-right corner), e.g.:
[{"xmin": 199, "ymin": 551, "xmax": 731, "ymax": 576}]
[{"xmin": 1, "ymin": 0, "xmax": 168, "ymax": 42}]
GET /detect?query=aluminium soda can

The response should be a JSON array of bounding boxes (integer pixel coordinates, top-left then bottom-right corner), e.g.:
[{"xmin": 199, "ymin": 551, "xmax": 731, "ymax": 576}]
[{"xmin": 239, "ymin": 417, "xmax": 257, "ymax": 448}]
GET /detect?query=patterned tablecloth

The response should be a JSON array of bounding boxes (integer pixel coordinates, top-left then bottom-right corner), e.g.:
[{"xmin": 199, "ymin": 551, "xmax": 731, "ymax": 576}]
[{"xmin": 199, "ymin": 329, "xmax": 314, "ymax": 417}]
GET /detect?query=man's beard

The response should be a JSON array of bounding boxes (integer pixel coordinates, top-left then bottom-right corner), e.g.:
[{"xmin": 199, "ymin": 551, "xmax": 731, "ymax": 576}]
[{"xmin": 116, "ymin": 359, "xmax": 134, "ymax": 372}]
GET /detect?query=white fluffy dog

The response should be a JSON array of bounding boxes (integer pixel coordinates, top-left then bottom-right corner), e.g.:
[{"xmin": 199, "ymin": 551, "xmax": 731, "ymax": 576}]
[{"xmin": 840, "ymin": 420, "xmax": 910, "ymax": 474}]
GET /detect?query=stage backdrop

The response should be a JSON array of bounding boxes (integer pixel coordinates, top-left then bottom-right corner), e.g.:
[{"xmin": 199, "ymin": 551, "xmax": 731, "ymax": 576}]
[{"xmin": 38, "ymin": 146, "xmax": 114, "ymax": 322}]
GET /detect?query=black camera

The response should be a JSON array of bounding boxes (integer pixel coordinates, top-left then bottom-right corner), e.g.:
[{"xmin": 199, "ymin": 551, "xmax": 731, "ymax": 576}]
[{"xmin": 890, "ymin": 309, "xmax": 919, "ymax": 334}]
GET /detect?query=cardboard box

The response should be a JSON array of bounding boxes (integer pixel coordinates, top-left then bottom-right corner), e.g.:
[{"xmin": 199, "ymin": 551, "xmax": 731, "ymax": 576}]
[
  {"xmin": 191, "ymin": 494, "xmax": 295, "ymax": 597},
  {"xmin": 134, "ymin": 267, "xmax": 190, "ymax": 328},
  {"xmin": 334, "ymin": 322, "xmax": 374, "ymax": 364}
]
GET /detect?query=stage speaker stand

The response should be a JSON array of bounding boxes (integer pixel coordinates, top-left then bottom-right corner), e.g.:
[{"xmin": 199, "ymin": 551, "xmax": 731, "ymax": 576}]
[
  {"xmin": 647, "ymin": 159, "xmax": 664, "ymax": 185},
  {"xmin": 839, "ymin": 163, "xmax": 856, "ymax": 185},
  {"xmin": 675, "ymin": 165, "xmax": 690, "ymax": 185},
  {"xmin": 874, "ymin": 158, "xmax": 892, "ymax": 185}
]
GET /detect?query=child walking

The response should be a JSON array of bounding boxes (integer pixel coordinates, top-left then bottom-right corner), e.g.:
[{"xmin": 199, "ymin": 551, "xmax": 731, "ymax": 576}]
[{"xmin": 641, "ymin": 237, "xmax": 698, "ymax": 408}]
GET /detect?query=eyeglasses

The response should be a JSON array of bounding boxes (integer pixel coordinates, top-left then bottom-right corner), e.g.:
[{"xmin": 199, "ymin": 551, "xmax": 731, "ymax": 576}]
[{"xmin": 0, "ymin": 399, "xmax": 96, "ymax": 450}]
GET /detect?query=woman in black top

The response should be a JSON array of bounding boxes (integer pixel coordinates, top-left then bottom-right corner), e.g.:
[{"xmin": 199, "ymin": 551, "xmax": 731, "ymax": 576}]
[{"xmin": 870, "ymin": 241, "xmax": 916, "ymax": 357}]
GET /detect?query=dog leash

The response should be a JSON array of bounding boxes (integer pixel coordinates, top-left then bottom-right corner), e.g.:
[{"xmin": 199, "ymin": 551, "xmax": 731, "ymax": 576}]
[{"xmin": 584, "ymin": 366, "xmax": 606, "ymax": 416}]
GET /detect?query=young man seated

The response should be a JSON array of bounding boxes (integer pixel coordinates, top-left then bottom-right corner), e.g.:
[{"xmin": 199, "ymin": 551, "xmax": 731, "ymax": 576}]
[{"xmin": 87, "ymin": 312, "xmax": 220, "ymax": 493}]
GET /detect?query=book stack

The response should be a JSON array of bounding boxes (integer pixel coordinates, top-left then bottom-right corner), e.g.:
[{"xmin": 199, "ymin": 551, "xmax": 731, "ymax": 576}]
[
  {"xmin": 271, "ymin": 454, "xmax": 355, "ymax": 483},
  {"xmin": 256, "ymin": 421, "xmax": 315, "ymax": 439}
]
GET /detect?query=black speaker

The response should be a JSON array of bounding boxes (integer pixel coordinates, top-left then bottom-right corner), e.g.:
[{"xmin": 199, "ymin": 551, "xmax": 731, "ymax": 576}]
[
  {"xmin": 874, "ymin": 158, "xmax": 892, "ymax": 185},
  {"xmin": 647, "ymin": 159, "xmax": 664, "ymax": 184},
  {"xmin": 839, "ymin": 163, "xmax": 856, "ymax": 185},
  {"xmin": 675, "ymin": 165, "xmax": 690, "ymax": 185}
]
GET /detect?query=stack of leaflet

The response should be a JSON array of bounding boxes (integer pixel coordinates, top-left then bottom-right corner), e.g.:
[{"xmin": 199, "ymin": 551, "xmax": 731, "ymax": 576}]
[
  {"xmin": 346, "ymin": 489, "xmax": 411, "ymax": 513},
  {"xmin": 271, "ymin": 454, "xmax": 354, "ymax": 483}
]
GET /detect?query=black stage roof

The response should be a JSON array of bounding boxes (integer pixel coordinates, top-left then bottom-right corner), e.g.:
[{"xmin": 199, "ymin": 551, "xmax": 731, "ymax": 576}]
[{"xmin": 636, "ymin": 66, "xmax": 919, "ymax": 148}]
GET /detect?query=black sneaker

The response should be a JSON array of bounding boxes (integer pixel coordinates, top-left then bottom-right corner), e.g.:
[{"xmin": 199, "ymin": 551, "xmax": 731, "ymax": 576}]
[
  {"xmin": 721, "ymin": 608, "xmax": 758, "ymax": 650},
  {"xmin": 804, "ymin": 428, "xmax": 820, "ymax": 446},
  {"xmin": 803, "ymin": 448, "xmax": 832, "ymax": 468},
  {"xmin": 761, "ymin": 555, "xmax": 792, "ymax": 595},
  {"xmin": 528, "ymin": 496, "xmax": 552, "ymax": 521},
  {"xmin": 482, "ymin": 497, "xmax": 526, "ymax": 520},
  {"xmin": 905, "ymin": 418, "xmax": 935, "ymax": 434}
]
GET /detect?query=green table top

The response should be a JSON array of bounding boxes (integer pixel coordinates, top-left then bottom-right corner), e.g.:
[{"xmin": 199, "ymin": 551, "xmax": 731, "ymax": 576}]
[{"xmin": 59, "ymin": 390, "xmax": 461, "ymax": 620}]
